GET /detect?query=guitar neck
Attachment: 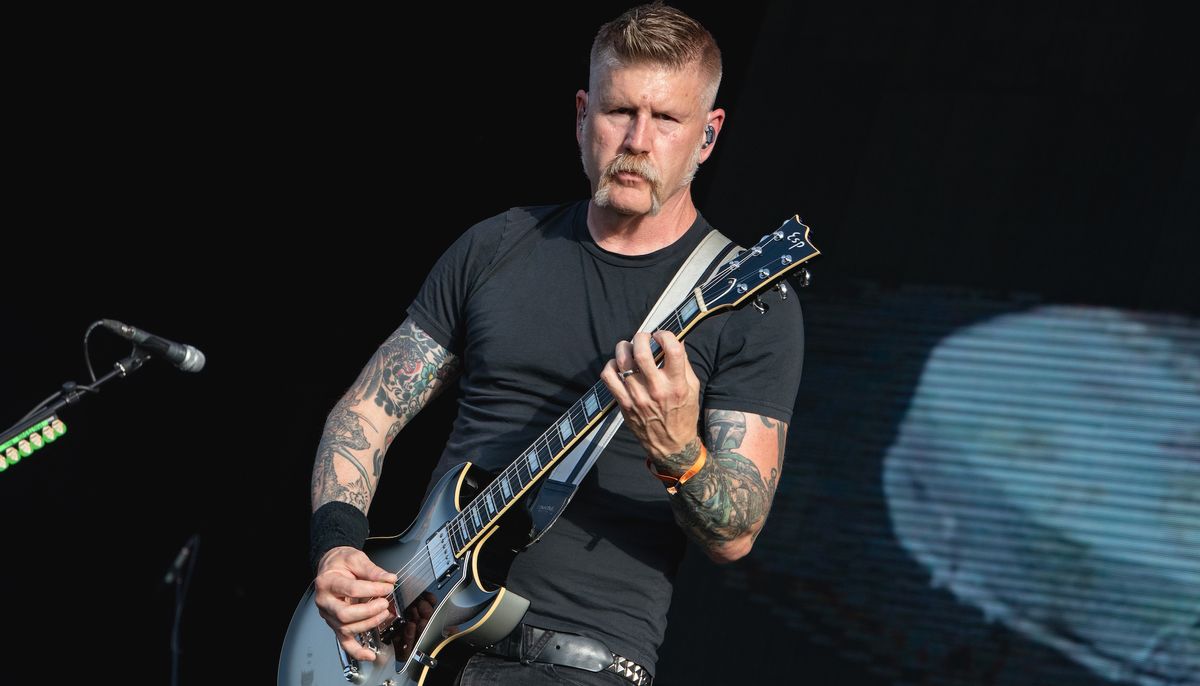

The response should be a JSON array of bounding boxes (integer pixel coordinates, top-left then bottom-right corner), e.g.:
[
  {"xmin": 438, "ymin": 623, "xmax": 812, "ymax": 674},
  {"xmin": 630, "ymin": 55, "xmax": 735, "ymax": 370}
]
[
  {"xmin": 445, "ymin": 286, "xmax": 707, "ymax": 556},
  {"xmin": 445, "ymin": 217, "xmax": 819, "ymax": 557}
]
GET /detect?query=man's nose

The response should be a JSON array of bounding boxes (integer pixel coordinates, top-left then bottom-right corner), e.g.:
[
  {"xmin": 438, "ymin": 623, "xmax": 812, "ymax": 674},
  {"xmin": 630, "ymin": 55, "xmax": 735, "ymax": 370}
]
[{"xmin": 623, "ymin": 114, "xmax": 652, "ymax": 155}]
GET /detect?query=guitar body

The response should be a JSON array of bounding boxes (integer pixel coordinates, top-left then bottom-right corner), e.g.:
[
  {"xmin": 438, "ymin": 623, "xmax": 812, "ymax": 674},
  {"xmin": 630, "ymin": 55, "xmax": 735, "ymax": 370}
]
[
  {"xmin": 278, "ymin": 217, "xmax": 820, "ymax": 686},
  {"xmin": 278, "ymin": 463, "xmax": 531, "ymax": 686}
]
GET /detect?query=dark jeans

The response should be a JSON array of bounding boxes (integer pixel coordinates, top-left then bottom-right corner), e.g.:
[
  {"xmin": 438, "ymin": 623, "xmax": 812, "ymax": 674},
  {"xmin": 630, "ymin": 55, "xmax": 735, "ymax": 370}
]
[{"xmin": 454, "ymin": 652, "xmax": 634, "ymax": 686}]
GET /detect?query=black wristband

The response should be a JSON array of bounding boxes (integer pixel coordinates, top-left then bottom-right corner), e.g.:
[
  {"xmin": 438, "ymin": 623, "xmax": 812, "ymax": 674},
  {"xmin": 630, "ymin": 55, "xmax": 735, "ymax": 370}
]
[{"xmin": 309, "ymin": 501, "xmax": 370, "ymax": 576}]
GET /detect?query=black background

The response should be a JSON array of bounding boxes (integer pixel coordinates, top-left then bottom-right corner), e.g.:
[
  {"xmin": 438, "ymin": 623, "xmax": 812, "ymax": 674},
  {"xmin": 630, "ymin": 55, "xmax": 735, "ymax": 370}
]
[{"xmin": 2, "ymin": 2, "xmax": 1196, "ymax": 683}]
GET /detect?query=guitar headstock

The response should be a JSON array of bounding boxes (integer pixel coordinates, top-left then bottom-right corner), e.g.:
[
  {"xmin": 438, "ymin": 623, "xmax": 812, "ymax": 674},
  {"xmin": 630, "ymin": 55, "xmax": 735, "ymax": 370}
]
[{"xmin": 701, "ymin": 216, "xmax": 820, "ymax": 311}]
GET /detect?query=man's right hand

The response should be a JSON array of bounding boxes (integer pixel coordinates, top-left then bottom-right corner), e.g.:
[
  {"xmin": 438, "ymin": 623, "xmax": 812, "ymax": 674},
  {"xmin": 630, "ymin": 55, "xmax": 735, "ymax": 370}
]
[{"xmin": 313, "ymin": 546, "xmax": 398, "ymax": 662}]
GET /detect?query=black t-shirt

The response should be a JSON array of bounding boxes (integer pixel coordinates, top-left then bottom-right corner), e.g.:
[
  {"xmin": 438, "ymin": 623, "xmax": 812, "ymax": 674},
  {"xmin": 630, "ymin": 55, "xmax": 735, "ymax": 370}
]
[{"xmin": 407, "ymin": 200, "xmax": 804, "ymax": 671}]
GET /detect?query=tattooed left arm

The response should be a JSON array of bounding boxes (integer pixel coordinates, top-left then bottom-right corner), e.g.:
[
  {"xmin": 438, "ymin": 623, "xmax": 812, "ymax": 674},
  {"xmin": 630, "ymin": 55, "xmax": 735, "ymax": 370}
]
[
  {"xmin": 600, "ymin": 331, "xmax": 789, "ymax": 563},
  {"xmin": 665, "ymin": 410, "xmax": 788, "ymax": 563}
]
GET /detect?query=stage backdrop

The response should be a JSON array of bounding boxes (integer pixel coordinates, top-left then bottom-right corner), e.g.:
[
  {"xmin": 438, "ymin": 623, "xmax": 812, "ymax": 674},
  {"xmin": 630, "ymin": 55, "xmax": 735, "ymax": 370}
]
[{"xmin": 1, "ymin": 2, "xmax": 1195, "ymax": 684}]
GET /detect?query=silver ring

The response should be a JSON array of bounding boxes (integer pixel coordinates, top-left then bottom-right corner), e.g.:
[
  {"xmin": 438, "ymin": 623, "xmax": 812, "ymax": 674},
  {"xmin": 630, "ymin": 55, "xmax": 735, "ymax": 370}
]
[{"xmin": 619, "ymin": 368, "xmax": 637, "ymax": 378}]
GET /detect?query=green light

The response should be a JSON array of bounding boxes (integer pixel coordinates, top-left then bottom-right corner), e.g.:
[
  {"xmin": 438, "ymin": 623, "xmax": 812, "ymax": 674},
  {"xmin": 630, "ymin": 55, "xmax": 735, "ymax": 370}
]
[
  {"xmin": 1, "ymin": 418, "xmax": 51, "ymax": 451},
  {"xmin": 2, "ymin": 415, "xmax": 67, "ymax": 473}
]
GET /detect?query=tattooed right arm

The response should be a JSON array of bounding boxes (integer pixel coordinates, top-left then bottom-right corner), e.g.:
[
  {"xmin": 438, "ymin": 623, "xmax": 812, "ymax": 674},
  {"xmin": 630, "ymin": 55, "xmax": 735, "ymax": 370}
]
[{"xmin": 310, "ymin": 317, "xmax": 461, "ymax": 514}]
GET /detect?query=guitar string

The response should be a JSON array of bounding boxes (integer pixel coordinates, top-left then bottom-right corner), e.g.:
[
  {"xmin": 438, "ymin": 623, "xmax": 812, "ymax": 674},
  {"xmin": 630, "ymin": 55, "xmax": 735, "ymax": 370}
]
[
  {"xmin": 411, "ymin": 257, "xmax": 733, "ymax": 587},
  {"xmin": 374, "ymin": 250, "xmax": 794, "ymax": 627},
  {"xmin": 440, "ymin": 248, "xmax": 802, "ymax": 563},
  {"xmin": 386, "ymin": 250, "xmax": 782, "ymax": 601}
]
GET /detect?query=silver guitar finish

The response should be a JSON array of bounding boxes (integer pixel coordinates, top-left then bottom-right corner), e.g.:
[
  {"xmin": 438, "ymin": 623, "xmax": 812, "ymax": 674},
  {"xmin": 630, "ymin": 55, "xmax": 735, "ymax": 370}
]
[{"xmin": 278, "ymin": 463, "xmax": 530, "ymax": 686}]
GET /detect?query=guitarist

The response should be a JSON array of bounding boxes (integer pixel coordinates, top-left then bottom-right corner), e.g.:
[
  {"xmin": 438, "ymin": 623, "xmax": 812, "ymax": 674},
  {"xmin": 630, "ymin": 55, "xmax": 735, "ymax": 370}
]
[{"xmin": 308, "ymin": 4, "xmax": 805, "ymax": 684}]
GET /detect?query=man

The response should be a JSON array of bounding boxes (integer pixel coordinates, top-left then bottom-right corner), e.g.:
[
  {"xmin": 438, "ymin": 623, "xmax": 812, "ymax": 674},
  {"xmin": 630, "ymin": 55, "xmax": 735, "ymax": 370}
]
[{"xmin": 308, "ymin": 4, "xmax": 804, "ymax": 684}]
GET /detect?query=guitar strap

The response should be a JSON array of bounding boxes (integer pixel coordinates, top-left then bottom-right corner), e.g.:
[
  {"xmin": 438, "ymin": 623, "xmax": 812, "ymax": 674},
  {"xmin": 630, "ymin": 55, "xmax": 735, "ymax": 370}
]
[{"xmin": 526, "ymin": 229, "xmax": 741, "ymax": 543}]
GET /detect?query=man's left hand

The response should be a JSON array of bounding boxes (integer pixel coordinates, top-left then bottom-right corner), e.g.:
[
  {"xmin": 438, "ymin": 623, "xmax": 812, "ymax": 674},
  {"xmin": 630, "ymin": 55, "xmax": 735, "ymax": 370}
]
[{"xmin": 602, "ymin": 330, "xmax": 702, "ymax": 468}]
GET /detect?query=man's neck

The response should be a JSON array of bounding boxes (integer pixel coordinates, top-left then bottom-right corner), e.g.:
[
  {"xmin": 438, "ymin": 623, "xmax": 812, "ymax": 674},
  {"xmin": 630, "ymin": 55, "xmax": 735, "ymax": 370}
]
[{"xmin": 586, "ymin": 193, "xmax": 698, "ymax": 256}]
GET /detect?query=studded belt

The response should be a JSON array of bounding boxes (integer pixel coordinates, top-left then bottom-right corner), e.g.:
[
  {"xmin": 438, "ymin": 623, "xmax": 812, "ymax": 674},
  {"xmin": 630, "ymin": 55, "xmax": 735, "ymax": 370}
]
[{"xmin": 483, "ymin": 623, "xmax": 653, "ymax": 685}]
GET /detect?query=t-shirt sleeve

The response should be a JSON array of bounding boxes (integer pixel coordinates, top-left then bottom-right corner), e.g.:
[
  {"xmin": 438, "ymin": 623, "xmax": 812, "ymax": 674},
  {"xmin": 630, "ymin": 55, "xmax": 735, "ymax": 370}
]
[
  {"xmin": 405, "ymin": 213, "xmax": 508, "ymax": 354},
  {"xmin": 702, "ymin": 284, "xmax": 805, "ymax": 424}
]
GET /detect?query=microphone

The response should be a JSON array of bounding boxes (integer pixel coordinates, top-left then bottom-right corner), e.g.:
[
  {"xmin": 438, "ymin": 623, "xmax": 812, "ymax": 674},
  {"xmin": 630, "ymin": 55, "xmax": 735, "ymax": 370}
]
[
  {"xmin": 164, "ymin": 535, "xmax": 199, "ymax": 584},
  {"xmin": 101, "ymin": 319, "xmax": 206, "ymax": 372}
]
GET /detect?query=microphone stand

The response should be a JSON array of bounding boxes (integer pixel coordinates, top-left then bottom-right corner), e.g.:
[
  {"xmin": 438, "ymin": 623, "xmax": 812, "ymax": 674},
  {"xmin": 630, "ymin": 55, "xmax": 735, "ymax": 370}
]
[
  {"xmin": 166, "ymin": 534, "xmax": 200, "ymax": 686},
  {"xmin": 1, "ymin": 348, "xmax": 153, "ymax": 457}
]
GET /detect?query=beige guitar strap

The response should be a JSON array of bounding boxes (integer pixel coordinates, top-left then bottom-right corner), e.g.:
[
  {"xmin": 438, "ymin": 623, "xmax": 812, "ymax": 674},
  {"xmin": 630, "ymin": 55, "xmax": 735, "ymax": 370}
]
[{"xmin": 527, "ymin": 229, "xmax": 740, "ymax": 542}]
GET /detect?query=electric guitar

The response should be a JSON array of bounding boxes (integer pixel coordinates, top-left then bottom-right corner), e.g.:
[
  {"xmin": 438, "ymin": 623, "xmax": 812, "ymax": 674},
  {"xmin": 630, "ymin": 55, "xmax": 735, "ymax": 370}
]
[{"xmin": 278, "ymin": 217, "xmax": 821, "ymax": 685}]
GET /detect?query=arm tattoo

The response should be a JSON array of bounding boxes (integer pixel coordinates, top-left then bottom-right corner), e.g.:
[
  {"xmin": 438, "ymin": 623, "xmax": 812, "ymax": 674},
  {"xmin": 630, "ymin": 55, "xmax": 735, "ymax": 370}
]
[
  {"xmin": 311, "ymin": 399, "xmax": 377, "ymax": 511},
  {"xmin": 757, "ymin": 416, "xmax": 786, "ymax": 496},
  {"xmin": 311, "ymin": 318, "xmax": 461, "ymax": 511},
  {"xmin": 354, "ymin": 318, "xmax": 460, "ymax": 420},
  {"xmin": 668, "ymin": 410, "xmax": 773, "ymax": 550}
]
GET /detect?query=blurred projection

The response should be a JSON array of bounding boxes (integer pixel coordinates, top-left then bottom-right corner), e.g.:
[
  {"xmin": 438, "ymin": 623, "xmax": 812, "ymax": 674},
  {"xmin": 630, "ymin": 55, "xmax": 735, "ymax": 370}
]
[{"xmin": 885, "ymin": 306, "xmax": 1199, "ymax": 685}]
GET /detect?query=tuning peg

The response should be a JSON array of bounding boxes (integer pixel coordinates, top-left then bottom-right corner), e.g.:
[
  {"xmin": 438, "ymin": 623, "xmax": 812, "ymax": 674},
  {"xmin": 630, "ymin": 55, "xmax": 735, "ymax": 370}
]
[
  {"xmin": 752, "ymin": 297, "xmax": 769, "ymax": 314},
  {"xmin": 797, "ymin": 268, "xmax": 811, "ymax": 288},
  {"xmin": 773, "ymin": 282, "xmax": 789, "ymax": 300}
]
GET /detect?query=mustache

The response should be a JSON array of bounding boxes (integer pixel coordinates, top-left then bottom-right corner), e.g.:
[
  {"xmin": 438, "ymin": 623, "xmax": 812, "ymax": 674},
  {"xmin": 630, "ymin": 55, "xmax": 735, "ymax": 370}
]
[{"xmin": 603, "ymin": 154, "xmax": 662, "ymax": 188}]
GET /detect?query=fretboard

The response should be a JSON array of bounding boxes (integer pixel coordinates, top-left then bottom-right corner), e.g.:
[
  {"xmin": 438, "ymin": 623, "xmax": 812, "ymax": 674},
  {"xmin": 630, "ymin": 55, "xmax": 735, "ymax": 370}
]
[
  {"xmin": 439, "ymin": 216, "xmax": 820, "ymax": 557},
  {"xmin": 445, "ymin": 288, "xmax": 706, "ymax": 555}
]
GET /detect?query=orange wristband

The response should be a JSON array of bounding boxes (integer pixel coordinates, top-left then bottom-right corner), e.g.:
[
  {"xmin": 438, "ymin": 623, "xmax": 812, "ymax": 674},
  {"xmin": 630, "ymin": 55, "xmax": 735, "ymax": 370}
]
[{"xmin": 646, "ymin": 443, "xmax": 707, "ymax": 495}]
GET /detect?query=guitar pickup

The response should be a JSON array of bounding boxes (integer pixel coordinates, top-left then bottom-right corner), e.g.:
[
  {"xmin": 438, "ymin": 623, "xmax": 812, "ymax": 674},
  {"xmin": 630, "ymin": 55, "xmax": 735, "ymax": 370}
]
[{"xmin": 426, "ymin": 528, "xmax": 456, "ymax": 579}]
